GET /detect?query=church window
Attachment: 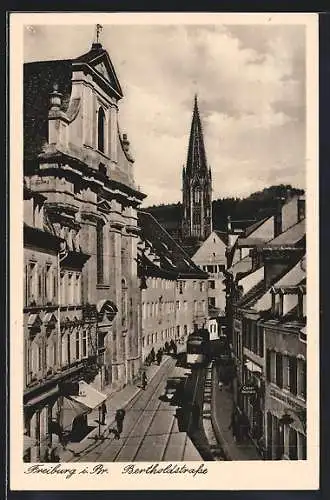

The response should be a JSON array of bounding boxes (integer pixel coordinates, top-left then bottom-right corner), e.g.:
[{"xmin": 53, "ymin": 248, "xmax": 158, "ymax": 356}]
[
  {"xmin": 193, "ymin": 209, "xmax": 200, "ymax": 225},
  {"xmin": 121, "ymin": 278, "xmax": 128, "ymax": 328},
  {"xmin": 97, "ymin": 107, "xmax": 105, "ymax": 153},
  {"xmin": 194, "ymin": 188, "xmax": 201, "ymax": 204}
]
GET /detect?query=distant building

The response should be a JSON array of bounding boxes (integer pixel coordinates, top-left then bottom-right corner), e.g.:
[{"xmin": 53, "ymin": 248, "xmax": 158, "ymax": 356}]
[
  {"xmin": 137, "ymin": 211, "xmax": 208, "ymax": 361},
  {"xmin": 182, "ymin": 96, "xmax": 212, "ymax": 242},
  {"xmin": 191, "ymin": 230, "xmax": 228, "ymax": 314}
]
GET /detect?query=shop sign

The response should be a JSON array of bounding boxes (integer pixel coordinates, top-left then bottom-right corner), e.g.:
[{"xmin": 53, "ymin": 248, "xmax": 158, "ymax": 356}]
[{"xmin": 240, "ymin": 384, "xmax": 257, "ymax": 395}]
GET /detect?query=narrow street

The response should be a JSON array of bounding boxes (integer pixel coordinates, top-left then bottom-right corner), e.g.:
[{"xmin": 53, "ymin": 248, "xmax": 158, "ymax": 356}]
[{"xmin": 70, "ymin": 356, "xmax": 203, "ymax": 462}]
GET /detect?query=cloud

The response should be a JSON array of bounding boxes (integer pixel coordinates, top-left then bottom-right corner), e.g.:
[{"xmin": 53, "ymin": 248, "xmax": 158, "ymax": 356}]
[{"xmin": 24, "ymin": 23, "xmax": 306, "ymax": 205}]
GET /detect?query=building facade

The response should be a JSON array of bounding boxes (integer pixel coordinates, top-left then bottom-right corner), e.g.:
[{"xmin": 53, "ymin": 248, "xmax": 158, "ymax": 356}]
[
  {"xmin": 138, "ymin": 211, "xmax": 208, "ymax": 361},
  {"xmin": 191, "ymin": 230, "xmax": 228, "ymax": 315},
  {"xmin": 225, "ymin": 195, "xmax": 306, "ymax": 459},
  {"xmin": 23, "ymin": 41, "xmax": 146, "ymax": 460},
  {"xmin": 182, "ymin": 96, "xmax": 212, "ymax": 241}
]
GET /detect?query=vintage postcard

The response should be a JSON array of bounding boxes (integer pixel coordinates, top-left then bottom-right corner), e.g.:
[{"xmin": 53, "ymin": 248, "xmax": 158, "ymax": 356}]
[{"xmin": 10, "ymin": 12, "xmax": 319, "ymax": 490}]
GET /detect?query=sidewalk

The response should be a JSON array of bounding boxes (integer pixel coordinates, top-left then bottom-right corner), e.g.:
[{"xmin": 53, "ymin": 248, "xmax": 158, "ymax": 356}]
[
  {"xmin": 59, "ymin": 355, "xmax": 173, "ymax": 462},
  {"xmin": 211, "ymin": 363, "xmax": 262, "ymax": 461}
]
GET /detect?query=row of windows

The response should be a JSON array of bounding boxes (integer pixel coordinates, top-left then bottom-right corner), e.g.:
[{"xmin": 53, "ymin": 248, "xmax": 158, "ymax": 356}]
[
  {"xmin": 194, "ymin": 300, "xmax": 207, "ymax": 314},
  {"xmin": 142, "ymin": 325, "xmax": 188, "ymax": 348},
  {"xmin": 243, "ymin": 319, "xmax": 264, "ymax": 358},
  {"xmin": 266, "ymin": 349, "xmax": 306, "ymax": 399},
  {"xmin": 149, "ymin": 278, "xmax": 175, "ymax": 290},
  {"xmin": 27, "ymin": 329, "xmax": 88, "ymax": 381},
  {"xmin": 25, "ymin": 263, "xmax": 83, "ymax": 308},
  {"xmin": 202, "ymin": 265, "xmax": 226, "ymax": 273},
  {"xmin": 59, "ymin": 271, "xmax": 82, "ymax": 306},
  {"xmin": 267, "ymin": 412, "xmax": 306, "ymax": 460},
  {"xmin": 272, "ymin": 292, "xmax": 306, "ymax": 320},
  {"xmin": 25, "ymin": 262, "xmax": 58, "ymax": 307},
  {"xmin": 142, "ymin": 298, "xmax": 198, "ymax": 319},
  {"xmin": 142, "ymin": 300, "xmax": 175, "ymax": 319}
]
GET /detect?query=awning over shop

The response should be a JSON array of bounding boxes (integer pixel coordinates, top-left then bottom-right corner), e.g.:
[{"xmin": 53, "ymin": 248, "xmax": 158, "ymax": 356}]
[
  {"xmin": 23, "ymin": 434, "xmax": 36, "ymax": 452},
  {"xmin": 62, "ymin": 396, "xmax": 90, "ymax": 433},
  {"xmin": 69, "ymin": 381, "xmax": 107, "ymax": 410},
  {"xmin": 245, "ymin": 360, "xmax": 262, "ymax": 374},
  {"xmin": 24, "ymin": 385, "xmax": 59, "ymax": 408}
]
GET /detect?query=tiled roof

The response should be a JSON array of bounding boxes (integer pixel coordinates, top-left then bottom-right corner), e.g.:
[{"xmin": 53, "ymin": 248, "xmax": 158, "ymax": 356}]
[
  {"xmin": 244, "ymin": 217, "xmax": 270, "ymax": 237},
  {"xmin": 266, "ymin": 219, "xmax": 305, "ymax": 247},
  {"xmin": 254, "ymin": 259, "xmax": 306, "ymax": 312},
  {"xmin": 214, "ymin": 230, "xmax": 228, "ymax": 245},
  {"xmin": 24, "ymin": 60, "xmax": 73, "ymax": 158},
  {"xmin": 229, "ymin": 255, "xmax": 253, "ymax": 278},
  {"xmin": 237, "ymin": 237, "xmax": 266, "ymax": 247},
  {"xmin": 138, "ymin": 211, "xmax": 207, "ymax": 279}
]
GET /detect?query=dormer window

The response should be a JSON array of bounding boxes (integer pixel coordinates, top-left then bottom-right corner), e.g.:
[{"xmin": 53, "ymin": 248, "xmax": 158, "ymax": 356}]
[
  {"xmin": 298, "ymin": 198, "xmax": 305, "ymax": 221},
  {"xmin": 272, "ymin": 291, "xmax": 283, "ymax": 317},
  {"xmin": 97, "ymin": 107, "xmax": 105, "ymax": 153}
]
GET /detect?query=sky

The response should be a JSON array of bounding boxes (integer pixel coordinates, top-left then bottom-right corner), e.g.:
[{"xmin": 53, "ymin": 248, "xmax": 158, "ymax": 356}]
[{"xmin": 24, "ymin": 23, "xmax": 306, "ymax": 207}]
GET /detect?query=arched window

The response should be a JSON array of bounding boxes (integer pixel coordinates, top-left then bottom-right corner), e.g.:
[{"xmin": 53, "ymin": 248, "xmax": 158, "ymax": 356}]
[
  {"xmin": 97, "ymin": 107, "xmax": 105, "ymax": 153},
  {"xmin": 96, "ymin": 220, "xmax": 104, "ymax": 284},
  {"xmin": 121, "ymin": 278, "xmax": 128, "ymax": 328}
]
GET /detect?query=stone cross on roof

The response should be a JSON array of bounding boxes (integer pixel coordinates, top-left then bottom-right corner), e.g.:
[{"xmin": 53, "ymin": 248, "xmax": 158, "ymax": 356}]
[{"xmin": 96, "ymin": 24, "xmax": 103, "ymax": 44}]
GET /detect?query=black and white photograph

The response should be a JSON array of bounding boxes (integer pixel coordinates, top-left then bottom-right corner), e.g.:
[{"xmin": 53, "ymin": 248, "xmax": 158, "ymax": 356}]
[{"xmin": 10, "ymin": 12, "xmax": 319, "ymax": 491}]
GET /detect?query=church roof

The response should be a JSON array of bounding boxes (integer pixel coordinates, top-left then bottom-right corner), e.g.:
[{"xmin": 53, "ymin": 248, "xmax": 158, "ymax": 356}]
[
  {"xmin": 24, "ymin": 42, "xmax": 123, "ymax": 159},
  {"xmin": 185, "ymin": 95, "xmax": 208, "ymax": 177},
  {"xmin": 138, "ymin": 211, "xmax": 207, "ymax": 279}
]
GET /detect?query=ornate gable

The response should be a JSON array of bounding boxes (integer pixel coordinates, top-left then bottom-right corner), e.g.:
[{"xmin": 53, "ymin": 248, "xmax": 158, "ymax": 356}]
[{"xmin": 73, "ymin": 43, "xmax": 123, "ymax": 100}]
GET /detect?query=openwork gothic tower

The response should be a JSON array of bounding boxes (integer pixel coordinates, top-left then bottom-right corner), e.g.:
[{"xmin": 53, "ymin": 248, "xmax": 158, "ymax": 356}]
[{"xmin": 182, "ymin": 95, "xmax": 212, "ymax": 240}]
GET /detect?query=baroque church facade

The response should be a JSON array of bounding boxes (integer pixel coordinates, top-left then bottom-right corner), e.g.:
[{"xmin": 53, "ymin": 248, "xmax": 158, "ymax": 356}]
[
  {"xmin": 182, "ymin": 96, "xmax": 213, "ymax": 242},
  {"xmin": 23, "ymin": 40, "xmax": 146, "ymax": 460}
]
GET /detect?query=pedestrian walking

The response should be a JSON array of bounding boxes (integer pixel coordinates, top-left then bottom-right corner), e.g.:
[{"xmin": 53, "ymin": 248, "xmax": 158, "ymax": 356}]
[
  {"xmin": 44, "ymin": 442, "xmax": 60, "ymax": 462},
  {"xmin": 115, "ymin": 409, "xmax": 126, "ymax": 437},
  {"xmin": 156, "ymin": 349, "xmax": 162, "ymax": 365},
  {"xmin": 141, "ymin": 371, "xmax": 148, "ymax": 390},
  {"xmin": 164, "ymin": 341, "xmax": 170, "ymax": 355},
  {"xmin": 150, "ymin": 347, "xmax": 155, "ymax": 364},
  {"xmin": 100, "ymin": 401, "xmax": 107, "ymax": 425},
  {"xmin": 43, "ymin": 443, "xmax": 51, "ymax": 462},
  {"xmin": 228, "ymin": 411, "xmax": 237, "ymax": 442}
]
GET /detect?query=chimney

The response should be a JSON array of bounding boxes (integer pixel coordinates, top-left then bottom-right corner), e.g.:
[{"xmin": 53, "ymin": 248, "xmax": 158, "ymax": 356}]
[
  {"xmin": 263, "ymin": 248, "xmax": 295, "ymax": 289},
  {"xmin": 274, "ymin": 197, "xmax": 284, "ymax": 237}
]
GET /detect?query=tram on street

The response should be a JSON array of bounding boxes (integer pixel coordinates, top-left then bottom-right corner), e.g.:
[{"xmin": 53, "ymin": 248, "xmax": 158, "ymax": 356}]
[{"xmin": 186, "ymin": 328, "xmax": 210, "ymax": 365}]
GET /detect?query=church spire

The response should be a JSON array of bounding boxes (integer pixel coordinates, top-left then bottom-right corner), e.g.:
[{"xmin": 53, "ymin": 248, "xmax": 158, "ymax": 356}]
[
  {"xmin": 186, "ymin": 95, "xmax": 208, "ymax": 177},
  {"xmin": 182, "ymin": 96, "xmax": 213, "ymax": 241}
]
